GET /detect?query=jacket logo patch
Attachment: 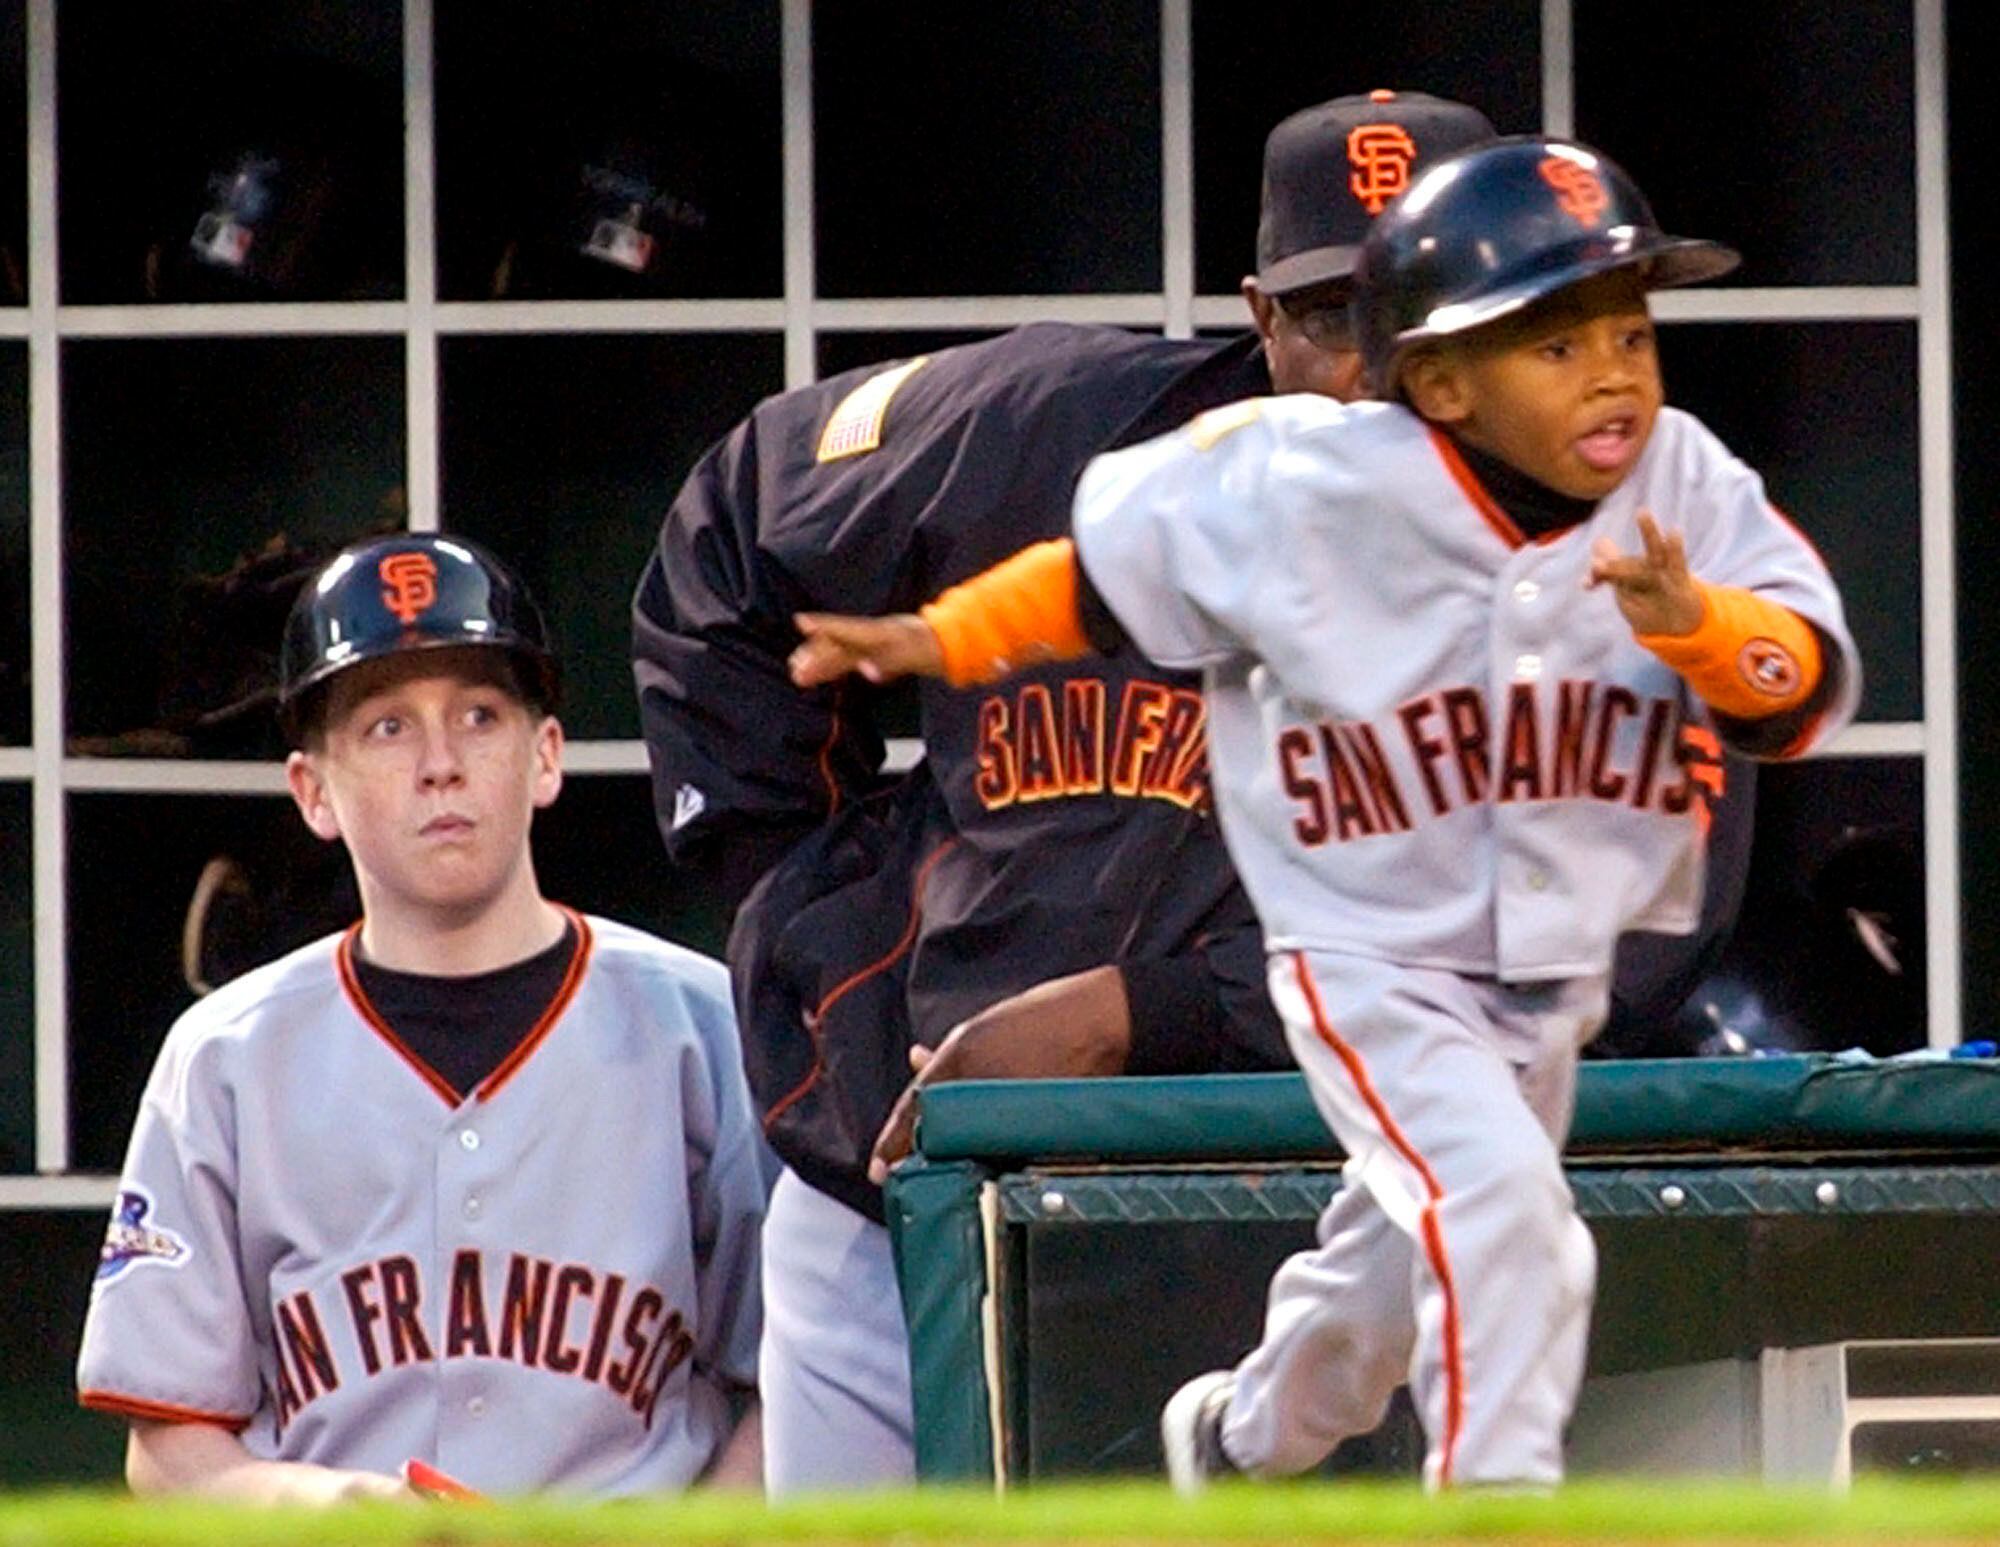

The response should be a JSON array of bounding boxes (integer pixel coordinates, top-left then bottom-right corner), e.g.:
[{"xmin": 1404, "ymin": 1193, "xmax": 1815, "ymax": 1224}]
[
  {"xmin": 1738, "ymin": 638, "xmax": 1802, "ymax": 697},
  {"xmin": 816, "ymin": 356, "xmax": 931, "ymax": 463},
  {"xmin": 671, "ymin": 783, "xmax": 707, "ymax": 832},
  {"xmin": 379, "ymin": 552, "xmax": 440, "ymax": 625},
  {"xmin": 1538, "ymin": 155, "xmax": 1610, "ymax": 228},
  {"xmin": 1347, "ymin": 124, "xmax": 1417, "ymax": 215},
  {"xmin": 97, "ymin": 1188, "xmax": 190, "ymax": 1284}
]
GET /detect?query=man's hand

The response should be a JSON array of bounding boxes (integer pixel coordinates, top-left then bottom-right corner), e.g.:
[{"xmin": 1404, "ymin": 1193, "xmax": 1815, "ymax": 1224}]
[
  {"xmin": 789, "ymin": 612, "xmax": 945, "ymax": 688},
  {"xmin": 1587, "ymin": 510, "xmax": 1704, "ymax": 637},
  {"xmin": 867, "ymin": 966, "xmax": 1132, "ymax": 1184}
]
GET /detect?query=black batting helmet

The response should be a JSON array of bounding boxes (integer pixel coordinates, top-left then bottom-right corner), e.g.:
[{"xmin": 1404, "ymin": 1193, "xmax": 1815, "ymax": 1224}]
[
  {"xmin": 278, "ymin": 533, "xmax": 560, "ymax": 744},
  {"xmin": 1352, "ymin": 137, "xmax": 1739, "ymax": 393}
]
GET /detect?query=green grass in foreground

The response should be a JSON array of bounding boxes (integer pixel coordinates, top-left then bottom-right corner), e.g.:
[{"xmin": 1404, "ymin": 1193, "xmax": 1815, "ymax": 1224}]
[{"xmin": 1, "ymin": 1478, "xmax": 1999, "ymax": 1545}]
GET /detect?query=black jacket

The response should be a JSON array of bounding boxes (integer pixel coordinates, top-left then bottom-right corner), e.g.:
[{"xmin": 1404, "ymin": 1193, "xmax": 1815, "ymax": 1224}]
[{"xmin": 633, "ymin": 324, "xmax": 1287, "ymax": 1219}]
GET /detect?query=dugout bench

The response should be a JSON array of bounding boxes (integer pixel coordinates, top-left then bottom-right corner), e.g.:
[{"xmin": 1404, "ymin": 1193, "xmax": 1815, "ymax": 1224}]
[{"xmin": 885, "ymin": 1055, "xmax": 2000, "ymax": 1486}]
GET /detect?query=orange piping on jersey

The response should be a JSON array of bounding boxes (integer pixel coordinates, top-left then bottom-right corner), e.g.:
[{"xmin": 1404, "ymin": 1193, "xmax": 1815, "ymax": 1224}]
[
  {"xmin": 920, "ymin": 539, "xmax": 1092, "ymax": 689},
  {"xmin": 1290, "ymin": 953, "xmax": 1465, "ymax": 1487},
  {"xmin": 1636, "ymin": 581, "xmax": 1822, "ymax": 720},
  {"xmin": 338, "ymin": 924, "xmax": 461, "ymax": 1107},
  {"xmin": 1426, "ymin": 427, "xmax": 1525, "ymax": 551},
  {"xmin": 78, "ymin": 1390, "xmax": 252, "ymax": 1432},
  {"xmin": 817, "ymin": 683, "xmax": 846, "ymax": 818},
  {"xmin": 335, "ymin": 907, "xmax": 593, "ymax": 1109},
  {"xmin": 478, "ymin": 908, "xmax": 593, "ymax": 1101},
  {"xmin": 763, "ymin": 838, "xmax": 960, "ymax": 1135}
]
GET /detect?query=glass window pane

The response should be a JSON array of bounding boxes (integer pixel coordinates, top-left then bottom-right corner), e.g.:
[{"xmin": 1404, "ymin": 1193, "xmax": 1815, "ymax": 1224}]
[
  {"xmin": 1695, "ymin": 755, "xmax": 1925, "ymax": 1056},
  {"xmin": 434, "ymin": 0, "xmax": 782, "ymax": 301},
  {"xmin": 0, "ymin": 1211, "xmax": 127, "ymax": 1484},
  {"xmin": 68, "ymin": 792, "xmax": 358, "ymax": 1171},
  {"xmin": 1191, "ymin": 0, "xmax": 1541, "ymax": 297},
  {"xmin": 1576, "ymin": 0, "xmax": 1914, "ymax": 287},
  {"xmin": 1659, "ymin": 321, "xmax": 1920, "ymax": 723},
  {"xmin": 535, "ymin": 774, "xmax": 730, "ymax": 958},
  {"xmin": 1, "ymin": 343, "xmax": 25, "ymax": 744},
  {"xmin": 57, "ymin": 1, "xmax": 405, "ymax": 304},
  {"xmin": 62, "ymin": 337, "xmax": 407, "ymax": 757},
  {"xmin": 814, "ymin": 3, "xmax": 1161, "ymax": 297},
  {"xmin": 0, "ymin": 783, "xmax": 31, "ymax": 1174},
  {"xmin": 438, "ymin": 332, "xmax": 783, "ymax": 741}
]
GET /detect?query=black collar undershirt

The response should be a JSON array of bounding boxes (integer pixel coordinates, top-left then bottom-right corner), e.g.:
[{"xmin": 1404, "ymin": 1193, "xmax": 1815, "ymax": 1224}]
[
  {"xmin": 352, "ymin": 919, "xmax": 578, "ymax": 1098},
  {"xmin": 1446, "ymin": 433, "xmax": 1601, "ymax": 540}
]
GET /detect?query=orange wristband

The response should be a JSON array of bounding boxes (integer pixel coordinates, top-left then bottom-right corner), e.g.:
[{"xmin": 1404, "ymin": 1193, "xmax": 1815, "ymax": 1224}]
[
  {"xmin": 1636, "ymin": 580, "xmax": 1823, "ymax": 718},
  {"xmin": 919, "ymin": 538, "xmax": 1093, "ymax": 688}
]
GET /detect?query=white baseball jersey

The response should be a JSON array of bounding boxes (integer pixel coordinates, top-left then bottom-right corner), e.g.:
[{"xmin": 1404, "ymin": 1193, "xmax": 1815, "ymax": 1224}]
[
  {"xmin": 77, "ymin": 911, "xmax": 765, "ymax": 1496},
  {"xmin": 1074, "ymin": 397, "xmax": 1860, "ymax": 981}
]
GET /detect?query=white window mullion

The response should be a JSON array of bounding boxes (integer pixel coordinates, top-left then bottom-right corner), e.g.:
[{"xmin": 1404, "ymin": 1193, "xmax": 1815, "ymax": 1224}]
[
  {"xmin": 782, "ymin": 0, "xmax": 816, "ymax": 388},
  {"xmin": 1914, "ymin": 0, "xmax": 1958, "ymax": 1046},
  {"xmin": 26, "ymin": 0, "xmax": 68, "ymax": 1174},
  {"xmin": 1540, "ymin": 0, "xmax": 1575, "ymax": 138},
  {"xmin": 404, "ymin": 0, "xmax": 440, "ymax": 533},
  {"xmin": 1159, "ymin": 0, "xmax": 1194, "ymax": 339}
]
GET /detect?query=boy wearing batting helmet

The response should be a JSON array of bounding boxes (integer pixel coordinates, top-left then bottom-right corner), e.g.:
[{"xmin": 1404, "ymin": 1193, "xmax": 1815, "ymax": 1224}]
[
  {"xmin": 787, "ymin": 137, "xmax": 1860, "ymax": 1491},
  {"xmin": 78, "ymin": 534, "xmax": 766, "ymax": 1502}
]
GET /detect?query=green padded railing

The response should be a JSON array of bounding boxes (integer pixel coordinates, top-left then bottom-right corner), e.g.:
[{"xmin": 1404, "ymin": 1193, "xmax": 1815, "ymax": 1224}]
[{"xmin": 910, "ymin": 1055, "xmax": 2000, "ymax": 1167}]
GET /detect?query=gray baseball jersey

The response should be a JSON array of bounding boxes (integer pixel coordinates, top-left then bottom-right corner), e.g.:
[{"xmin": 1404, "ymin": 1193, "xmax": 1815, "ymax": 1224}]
[
  {"xmin": 1073, "ymin": 397, "xmax": 1860, "ymax": 981},
  {"xmin": 77, "ymin": 910, "xmax": 764, "ymax": 1496}
]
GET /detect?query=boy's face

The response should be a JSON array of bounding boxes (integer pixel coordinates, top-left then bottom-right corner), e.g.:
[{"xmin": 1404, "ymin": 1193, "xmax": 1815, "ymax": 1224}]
[
  {"xmin": 1403, "ymin": 268, "xmax": 1663, "ymax": 501},
  {"xmin": 286, "ymin": 648, "xmax": 562, "ymax": 925}
]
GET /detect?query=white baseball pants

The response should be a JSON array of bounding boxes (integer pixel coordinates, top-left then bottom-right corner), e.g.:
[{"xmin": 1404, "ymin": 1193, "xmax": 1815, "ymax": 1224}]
[
  {"xmin": 758, "ymin": 1168, "xmax": 916, "ymax": 1495},
  {"xmin": 1220, "ymin": 949, "xmax": 1604, "ymax": 1489}
]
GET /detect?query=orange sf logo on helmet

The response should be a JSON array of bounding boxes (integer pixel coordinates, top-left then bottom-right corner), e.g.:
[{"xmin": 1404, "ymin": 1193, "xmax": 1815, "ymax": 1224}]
[
  {"xmin": 1538, "ymin": 156, "xmax": 1610, "ymax": 227},
  {"xmin": 1347, "ymin": 124, "xmax": 1417, "ymax": 215},
  {"xmin": 379, "ymin": 552, "xmax": 439, "ymax": 626}
]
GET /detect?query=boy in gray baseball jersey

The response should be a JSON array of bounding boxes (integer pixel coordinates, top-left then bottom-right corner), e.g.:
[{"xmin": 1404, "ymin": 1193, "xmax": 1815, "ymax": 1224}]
[
  {"xmin": 787, "ymin": 138, "xmax": 1860, "ymax": 1490},
  {"xmin": 77, "ymin": 535, "xmax": 765, "ymax": 1502}
]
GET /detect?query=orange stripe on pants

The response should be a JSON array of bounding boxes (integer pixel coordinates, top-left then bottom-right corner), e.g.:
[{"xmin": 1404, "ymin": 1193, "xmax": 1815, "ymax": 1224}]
[{"xmin": 1289, "ymin": 951, "xmax": 1467, "ymax": 1487}]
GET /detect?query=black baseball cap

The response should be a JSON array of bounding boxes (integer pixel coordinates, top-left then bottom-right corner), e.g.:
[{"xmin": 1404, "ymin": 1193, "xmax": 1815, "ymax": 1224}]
[{"xmin": 1255, "ymin": 89, "xmax": 1497, "ymax": 297}]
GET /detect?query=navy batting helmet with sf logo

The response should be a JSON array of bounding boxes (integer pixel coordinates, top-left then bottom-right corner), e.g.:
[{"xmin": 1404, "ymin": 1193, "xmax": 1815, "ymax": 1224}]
[
  {"xmin": 277, "ymin": 533, "xmax": 560, "ymax": 743},
  {"xmin": 1351, "ymin": 137, "xmax": 1741, "ymax": 394}
]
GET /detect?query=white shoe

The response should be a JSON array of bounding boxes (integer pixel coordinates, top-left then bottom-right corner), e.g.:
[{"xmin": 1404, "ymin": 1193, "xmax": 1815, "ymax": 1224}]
[{"xmin": 1160, "ymin": 1370, "xmax": 1239, "ymax": 1495}]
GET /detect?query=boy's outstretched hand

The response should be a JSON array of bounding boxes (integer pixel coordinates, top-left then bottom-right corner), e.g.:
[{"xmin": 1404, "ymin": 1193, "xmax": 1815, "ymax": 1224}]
[
  {"xmin": 789, "ymin": 612, "xmax": 946, "ymax": 687},
  {"xmin": 1587, "ymin": 510, "xmax": 1705, "ymax": 637}
]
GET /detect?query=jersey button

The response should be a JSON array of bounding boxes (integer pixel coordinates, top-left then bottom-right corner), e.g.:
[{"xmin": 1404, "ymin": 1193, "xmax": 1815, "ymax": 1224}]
[
  {"xmin": 467, "ymin": 1396, "xmax": 487, "ymax": 1418},
  {"xmin": 459, "ymin": 1129, "xmax": 480, "ymax": 1152},
  {"xmin": 1527, "ymin": 868, "xmax": 1550, "ymax": 891},
  {"xmin": 1512, "ymin": 580, "xmax": 1541, "ymax": 604},
  {"xmin": 1514, "ymin": 653, "xmax": 1543, "ymax": 681},
  {"xmin": 463, "ymin": 1195, "xmax": 482, "ymax": 1220}
]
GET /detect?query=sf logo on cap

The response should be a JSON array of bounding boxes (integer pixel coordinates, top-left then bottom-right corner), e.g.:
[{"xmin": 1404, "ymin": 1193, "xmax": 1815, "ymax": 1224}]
[
  {"xmin": 1539, "ymin": 156, "xmax": 1610, "ymax": 228},
  {"xmin": 1347, "ymin": 124, "xmax": 1417, "ymax": 215},
  {"xmin": 380, "ymin": 551, "xmax": 439, "ymax": 625}
]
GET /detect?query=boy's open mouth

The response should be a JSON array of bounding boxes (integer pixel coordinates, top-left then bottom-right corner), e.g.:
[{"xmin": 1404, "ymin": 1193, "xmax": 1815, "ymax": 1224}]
[{"xmin": 1573, "ymin": 414, "xmax": 1637, "ymax": 472}]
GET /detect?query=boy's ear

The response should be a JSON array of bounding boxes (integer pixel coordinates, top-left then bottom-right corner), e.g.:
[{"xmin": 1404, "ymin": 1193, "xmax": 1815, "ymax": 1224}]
[
  {"xmin": 530, "ymin": 714, "xmax": 565, "ymax": 811},
  {"xmin": 1401, "ymin": 347, "xmax": 1473, "ymax": 425},
  {"xmin": 286, "ymin": 750, "xmax": 344, "ymax": 843}
]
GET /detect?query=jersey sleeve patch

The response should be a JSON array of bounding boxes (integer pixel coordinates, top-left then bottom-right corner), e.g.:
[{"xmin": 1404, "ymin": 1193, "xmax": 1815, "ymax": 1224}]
[
  {"xmin": 1737, "ymin": 637, "xmax": 1804, "ymax": 698},
  {"xmin": 96, "ymin": 1187, "xmax": 192, "ymax": 1285},
  {"xmin": 816, "ymin": 356, "xmax": 931, "ymax": 463}
]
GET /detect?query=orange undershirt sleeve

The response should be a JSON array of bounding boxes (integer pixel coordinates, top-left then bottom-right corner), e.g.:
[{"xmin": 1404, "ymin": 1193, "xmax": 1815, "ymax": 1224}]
[
  {"xmin": 918, "ymin": 537, "xmax": 1093, "ymax": 688},
  {"xmin": 1635, "ymin": 580, "xmax": 1824, "ymax": 719}
]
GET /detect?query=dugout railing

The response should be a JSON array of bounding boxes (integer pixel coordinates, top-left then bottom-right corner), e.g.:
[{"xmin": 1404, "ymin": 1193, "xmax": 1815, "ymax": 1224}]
[{"xmin": 886, "ymin": 1054, "xmax": 2000, "ymax": 1485}]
